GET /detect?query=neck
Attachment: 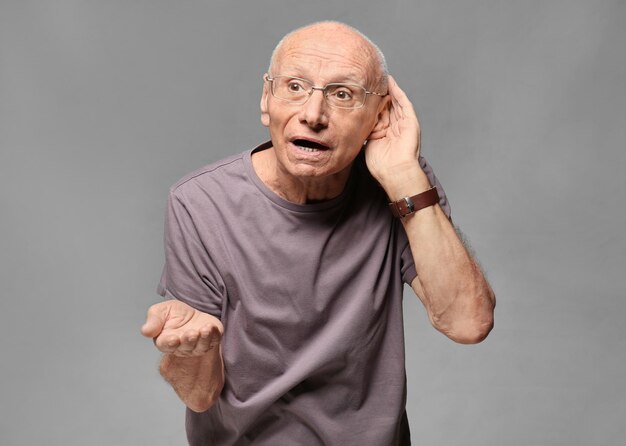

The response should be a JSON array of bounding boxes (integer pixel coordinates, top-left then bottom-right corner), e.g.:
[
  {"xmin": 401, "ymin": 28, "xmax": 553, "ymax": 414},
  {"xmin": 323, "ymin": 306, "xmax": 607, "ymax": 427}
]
[{"xmin": 251, "ymin": 147, "xmax": 351, "ymax": 204}]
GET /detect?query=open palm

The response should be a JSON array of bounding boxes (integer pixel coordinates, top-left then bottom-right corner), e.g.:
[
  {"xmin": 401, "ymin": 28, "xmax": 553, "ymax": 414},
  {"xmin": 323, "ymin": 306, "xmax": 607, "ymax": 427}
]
[{"xmin": 141, "ymin": 300, "xmax": 223, "ymax": 357}]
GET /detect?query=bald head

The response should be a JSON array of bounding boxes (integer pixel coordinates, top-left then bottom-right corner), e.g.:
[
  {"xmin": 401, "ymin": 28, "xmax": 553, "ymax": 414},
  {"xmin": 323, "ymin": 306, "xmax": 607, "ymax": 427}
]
[{"xmin": 269, "ymin": 21, "xmax": 388, "ymax": 92}]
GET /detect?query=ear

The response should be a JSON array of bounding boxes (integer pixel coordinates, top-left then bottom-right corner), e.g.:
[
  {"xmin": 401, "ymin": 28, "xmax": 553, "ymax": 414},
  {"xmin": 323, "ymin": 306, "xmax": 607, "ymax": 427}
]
[
  {"xmin": 260, "ymin": 76, "xmax": 270, "ymax": 128},
  {"xmin": 368, "ymin": 95, "xmax": 391, "ymax": 140}
]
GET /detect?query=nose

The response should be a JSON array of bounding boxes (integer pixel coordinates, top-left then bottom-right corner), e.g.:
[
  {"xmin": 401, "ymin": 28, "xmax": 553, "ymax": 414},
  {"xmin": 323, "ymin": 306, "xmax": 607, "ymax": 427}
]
[{"xmin": 298, "ymin": 88, "xmax": 329, "ymax": 129}]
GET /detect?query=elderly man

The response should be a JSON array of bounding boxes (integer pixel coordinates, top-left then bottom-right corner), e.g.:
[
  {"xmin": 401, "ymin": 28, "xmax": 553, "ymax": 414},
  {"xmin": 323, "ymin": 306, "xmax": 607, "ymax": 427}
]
[{"xmin": 142, "ymin": 21, "xmax": 494, "ymax": 445}]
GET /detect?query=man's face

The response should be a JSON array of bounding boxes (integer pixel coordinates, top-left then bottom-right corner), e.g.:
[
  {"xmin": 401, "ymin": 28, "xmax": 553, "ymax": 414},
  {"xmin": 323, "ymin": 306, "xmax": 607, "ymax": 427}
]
[{"xmin": 260, "ymin": 27, "xmax": 388, "ymax": 181}]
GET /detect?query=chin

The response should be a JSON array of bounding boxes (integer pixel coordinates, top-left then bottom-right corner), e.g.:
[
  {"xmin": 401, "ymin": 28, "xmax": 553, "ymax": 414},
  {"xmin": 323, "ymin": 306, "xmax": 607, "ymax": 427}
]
[{"xmin": 287, "ymin": 163, "xmax": 331, "ymax": 179}]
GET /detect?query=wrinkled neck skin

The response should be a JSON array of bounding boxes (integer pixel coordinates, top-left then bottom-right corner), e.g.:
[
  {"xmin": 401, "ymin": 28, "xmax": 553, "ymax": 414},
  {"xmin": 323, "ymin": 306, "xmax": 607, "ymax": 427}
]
[{"xmin": 252, "ymin": 147, "xmax": 353, "ymax": 204}]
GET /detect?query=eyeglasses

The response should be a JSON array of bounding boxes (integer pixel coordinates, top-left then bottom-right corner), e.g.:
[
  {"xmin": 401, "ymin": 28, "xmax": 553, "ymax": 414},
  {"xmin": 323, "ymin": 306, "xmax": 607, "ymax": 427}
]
[{"xmin": 265, "ymin": 74, "xmax": 386, "ymax": 109}]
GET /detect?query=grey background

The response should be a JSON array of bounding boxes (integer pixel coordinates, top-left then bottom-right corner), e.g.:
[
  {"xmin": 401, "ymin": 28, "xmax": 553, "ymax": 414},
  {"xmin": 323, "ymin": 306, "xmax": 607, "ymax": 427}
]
[{"xmin": 1, "ymin": 1, "xmax": 624, "ymax": 445}]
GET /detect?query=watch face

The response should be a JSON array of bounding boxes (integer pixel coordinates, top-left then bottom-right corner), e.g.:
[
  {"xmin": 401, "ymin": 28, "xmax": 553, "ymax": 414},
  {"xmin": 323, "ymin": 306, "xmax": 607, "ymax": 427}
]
[{"xmin": 404, "ymin": 196, "xmax": 416, "ymax": 214}]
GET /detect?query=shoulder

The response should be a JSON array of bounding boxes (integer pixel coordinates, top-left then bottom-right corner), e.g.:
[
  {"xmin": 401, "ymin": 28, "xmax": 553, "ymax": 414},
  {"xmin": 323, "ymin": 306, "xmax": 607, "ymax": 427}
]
[
  {"xmin": 170, "ymin": 152, "xmax": 246, "ymax": 196},
  {"xmin": 168, "ymin": 141, "xmax": 272, "ymax": 201}
]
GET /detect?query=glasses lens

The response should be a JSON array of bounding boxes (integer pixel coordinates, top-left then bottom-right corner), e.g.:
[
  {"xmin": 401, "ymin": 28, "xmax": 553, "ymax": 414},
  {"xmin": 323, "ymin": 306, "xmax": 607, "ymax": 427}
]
[
  {"xmin": 269, "ymin": 76, "xmax": 368, "ymax": 109},
  {"xmin": 271, "ymin": 77, "xmax": 312, "ymax": 103},
  {"xmin": 325, "ymin": 84, "xmax": 366, "ymax": 109}
]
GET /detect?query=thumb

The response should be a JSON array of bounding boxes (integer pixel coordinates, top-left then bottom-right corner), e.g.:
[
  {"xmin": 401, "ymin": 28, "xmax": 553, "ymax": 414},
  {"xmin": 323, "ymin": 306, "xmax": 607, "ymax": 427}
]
[{"xmin": 141, "ymin": 303, "xmax": 169, "ymax": 338}]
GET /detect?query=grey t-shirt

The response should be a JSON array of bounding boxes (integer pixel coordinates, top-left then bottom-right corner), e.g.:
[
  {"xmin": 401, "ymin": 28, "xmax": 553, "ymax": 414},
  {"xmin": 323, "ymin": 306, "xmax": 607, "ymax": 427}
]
[{"xmin": 158, "ymin": 142, "xmax": 450, "ymax": 445}]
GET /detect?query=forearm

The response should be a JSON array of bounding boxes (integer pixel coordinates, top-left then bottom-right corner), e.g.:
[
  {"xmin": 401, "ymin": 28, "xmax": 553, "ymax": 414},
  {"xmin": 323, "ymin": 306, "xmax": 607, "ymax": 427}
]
[
  {"xmin": 160, "ymin": 347, "xmax": 224, "ymax": 412},
  {"xmin": 384, "ymin": 163, "xmax": 495, "ymax": 343},
  {"xmin": 406, "ymin": 203, "xmax": 494, "ymax": 341}
]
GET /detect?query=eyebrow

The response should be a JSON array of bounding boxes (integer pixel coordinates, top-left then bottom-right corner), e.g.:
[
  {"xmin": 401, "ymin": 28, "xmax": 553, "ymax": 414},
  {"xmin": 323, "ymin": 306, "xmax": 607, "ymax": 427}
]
[{"xmin": 278, "ymin": 65, "xmax": 367, "ymax": 86}]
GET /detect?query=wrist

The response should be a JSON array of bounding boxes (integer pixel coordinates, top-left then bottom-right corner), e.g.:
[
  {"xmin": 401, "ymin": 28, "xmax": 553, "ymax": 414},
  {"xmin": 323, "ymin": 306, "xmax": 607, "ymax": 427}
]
[
  {"xmin": 377, "ymin": 161, "xmax": 431, "ymax": 200},
  {"xmin": 388, "ymin": 186, "xmax": 439, "ymax": 219}
]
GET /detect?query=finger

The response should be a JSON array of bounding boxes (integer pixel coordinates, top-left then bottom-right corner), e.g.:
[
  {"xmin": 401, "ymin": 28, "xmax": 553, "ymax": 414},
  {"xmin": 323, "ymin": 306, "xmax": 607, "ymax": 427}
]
[
  {"xmin": 154, "ymin": 332, "xmax": 182, "ymax": 353},
  {"xmin": 388, "ymin": 76, "xmax": 418, "ymax": 121},
  {"xmin": 176, "ymin": 329, "xmax": 201, "ymax": 355},
  {"xmin": 141, "ymin": 303, "xmax": 169, "ymax": 338},
  {"xmin": 388, "ymin": 75, "xmax": 410, "ymax": 105},
  {"xmin": 391, "ymin": 93, "xmax": 408, "ymax": 123},
  {"xmin": 193, "ymin": 325, "xmax": 223, "ymax": 355},
  {"xmin": 390, "ymin": 95, "xmax": 404, "ymax": 123}
]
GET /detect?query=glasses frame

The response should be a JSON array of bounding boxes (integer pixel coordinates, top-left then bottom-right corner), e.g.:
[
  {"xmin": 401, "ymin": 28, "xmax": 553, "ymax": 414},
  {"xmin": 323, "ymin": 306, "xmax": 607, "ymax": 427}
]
[{"xmin": 264, "ymin": 74, "xmax": 386, "ymax": 109}]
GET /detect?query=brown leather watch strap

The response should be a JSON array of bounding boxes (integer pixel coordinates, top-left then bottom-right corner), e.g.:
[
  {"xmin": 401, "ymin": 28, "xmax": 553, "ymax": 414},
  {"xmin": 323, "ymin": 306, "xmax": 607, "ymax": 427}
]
[{"xmin": 389, "ymin": 187, "xmax": 439, "ymax": 218}]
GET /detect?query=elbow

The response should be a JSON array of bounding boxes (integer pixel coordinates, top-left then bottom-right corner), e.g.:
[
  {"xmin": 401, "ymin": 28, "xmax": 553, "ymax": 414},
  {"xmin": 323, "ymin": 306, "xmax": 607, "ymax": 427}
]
[
  {"xmin": 448, "ymin": 316, "xmax": 494, "ymax": 344},
  {"xmin": 432, "ymin": 290, "xmax": 495, "ymax": 344}
]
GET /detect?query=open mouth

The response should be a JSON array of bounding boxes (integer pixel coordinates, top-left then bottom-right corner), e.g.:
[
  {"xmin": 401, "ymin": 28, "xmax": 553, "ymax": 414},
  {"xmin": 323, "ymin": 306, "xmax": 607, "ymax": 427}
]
[{"xmin": 292, "ymin": 139, "xmax": 330, "ymax": 152}]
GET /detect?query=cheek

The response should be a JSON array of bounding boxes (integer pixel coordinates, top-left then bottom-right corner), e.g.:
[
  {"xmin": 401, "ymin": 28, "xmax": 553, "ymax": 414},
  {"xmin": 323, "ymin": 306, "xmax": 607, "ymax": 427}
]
[
  {"xmin": 268, "ymin": 107, "xmax": 296, "ymax": 132},
  {"xmin": 341, "ymin": 117, "xmax": 375, "ymax": 145}
]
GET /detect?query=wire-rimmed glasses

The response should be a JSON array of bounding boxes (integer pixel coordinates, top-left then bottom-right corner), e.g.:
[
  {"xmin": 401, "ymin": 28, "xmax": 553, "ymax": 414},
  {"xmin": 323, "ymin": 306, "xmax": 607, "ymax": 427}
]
[{"xmin": 265, "ymin": 74, "xmax": 386, "ymax": 109}]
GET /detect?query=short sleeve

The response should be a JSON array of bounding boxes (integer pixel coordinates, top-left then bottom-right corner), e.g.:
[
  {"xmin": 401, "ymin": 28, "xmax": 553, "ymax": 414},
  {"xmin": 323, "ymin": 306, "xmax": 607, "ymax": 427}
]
[
  {"xmin": 157, "ymin": 189, "xmax": 225, "ymax": 319},
  {"xmin": 400, "ymin": 155, "xmax": 451, "ymax": 285}
]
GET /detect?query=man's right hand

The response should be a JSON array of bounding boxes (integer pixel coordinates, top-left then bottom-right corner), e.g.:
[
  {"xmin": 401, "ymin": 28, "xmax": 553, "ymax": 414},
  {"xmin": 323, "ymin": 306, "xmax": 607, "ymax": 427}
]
[{"xmin": 141, "ymin": 300, "xmax": 223, "ymax": 357}]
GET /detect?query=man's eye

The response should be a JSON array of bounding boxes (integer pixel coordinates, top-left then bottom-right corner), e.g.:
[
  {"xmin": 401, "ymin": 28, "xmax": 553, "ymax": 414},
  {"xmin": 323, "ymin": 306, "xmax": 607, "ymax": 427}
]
[
  {"xmin": 287, "ymin": 82, "xmax": 304, "ymax": 92},
  {"xmin": 333, "ymin": 89, "xmax": 353, "ymax": 100}
]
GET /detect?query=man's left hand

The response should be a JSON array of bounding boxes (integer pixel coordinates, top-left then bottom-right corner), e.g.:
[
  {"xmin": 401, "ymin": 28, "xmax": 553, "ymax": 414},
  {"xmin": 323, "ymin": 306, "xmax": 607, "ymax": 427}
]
[{"xmin": 365, "ymin": 76, "xmax": 429, "ymax": 199}]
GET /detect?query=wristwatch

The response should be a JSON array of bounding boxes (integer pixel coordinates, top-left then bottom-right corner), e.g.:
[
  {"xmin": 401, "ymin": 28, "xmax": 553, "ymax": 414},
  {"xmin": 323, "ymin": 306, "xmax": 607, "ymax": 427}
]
[{"xmin": 388, "ymin": 187, "xmax": 439, "ymax": 218}]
